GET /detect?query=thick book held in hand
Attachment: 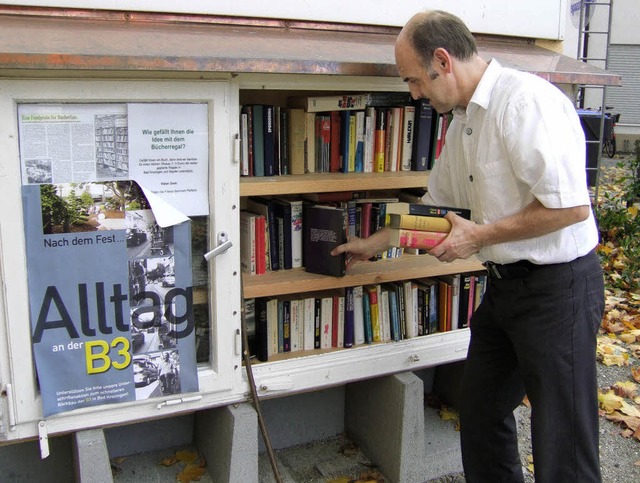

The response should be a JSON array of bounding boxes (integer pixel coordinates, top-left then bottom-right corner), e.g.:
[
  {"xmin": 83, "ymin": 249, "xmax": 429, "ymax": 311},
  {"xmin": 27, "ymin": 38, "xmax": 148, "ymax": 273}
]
[
  {"xmin": 385, "ymin": 202, "xmax": 471, "ymax": 220},
  {"xmin": 388, "ymin": 228, "xmax": 447, "ymax": 250},
  {"xmin": 303, "ymin": 204, "xmax": 348, "ymax": 277}
]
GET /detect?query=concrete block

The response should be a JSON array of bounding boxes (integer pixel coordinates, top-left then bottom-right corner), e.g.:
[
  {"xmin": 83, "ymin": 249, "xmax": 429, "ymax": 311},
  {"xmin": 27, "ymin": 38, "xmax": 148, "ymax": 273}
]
[
  {"xmin": 345, "ymin": 372, "xmax": 426, "ymax": 483},
  {"xmin": 423, "ymin": 405, "xmax": 463, "ymax": 480},
  {"xmin": 73, "ymin": 428, "xmax": 113, "ymax": 483},
  {"xmin": 195, "ymin": 403, "xmax": 258, "ymax": 483}
]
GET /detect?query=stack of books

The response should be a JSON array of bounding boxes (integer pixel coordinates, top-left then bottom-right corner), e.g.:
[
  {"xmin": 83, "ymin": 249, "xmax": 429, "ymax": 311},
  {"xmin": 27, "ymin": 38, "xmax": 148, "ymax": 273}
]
[{"xmin": 385, "ymin": 202, "xmax": 471, "ymax": 250}]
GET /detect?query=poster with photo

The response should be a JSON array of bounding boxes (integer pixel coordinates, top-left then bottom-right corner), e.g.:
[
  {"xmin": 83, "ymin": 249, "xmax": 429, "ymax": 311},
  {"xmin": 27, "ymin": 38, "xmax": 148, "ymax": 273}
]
[{"xmin": 18, "ymin": 102, "xmax": 203, "ymax": 416}]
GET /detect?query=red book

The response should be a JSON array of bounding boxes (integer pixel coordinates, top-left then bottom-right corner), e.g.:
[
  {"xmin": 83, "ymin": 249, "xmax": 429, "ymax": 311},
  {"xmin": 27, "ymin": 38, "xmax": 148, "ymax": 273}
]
[
  {"xmin": 254, "ymin": 215, "xmax": 266, "ymax": 274},
  {"xmin": 387, "ymin": 228, "xmax": 447, "ymax": 250}
]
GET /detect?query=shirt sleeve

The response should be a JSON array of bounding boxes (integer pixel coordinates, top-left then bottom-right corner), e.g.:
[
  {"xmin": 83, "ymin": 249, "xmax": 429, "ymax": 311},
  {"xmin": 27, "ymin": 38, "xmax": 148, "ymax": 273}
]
[{"xmin": 502, "ymin": 87, "xmax": 591, "ymax": 209}]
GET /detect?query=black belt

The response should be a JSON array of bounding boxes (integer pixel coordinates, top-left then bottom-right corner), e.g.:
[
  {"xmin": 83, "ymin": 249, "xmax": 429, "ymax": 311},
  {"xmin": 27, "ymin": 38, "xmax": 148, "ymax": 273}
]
[{"xmin": 483, "ymin": 260, "xmax": 539, "ymax": 280}]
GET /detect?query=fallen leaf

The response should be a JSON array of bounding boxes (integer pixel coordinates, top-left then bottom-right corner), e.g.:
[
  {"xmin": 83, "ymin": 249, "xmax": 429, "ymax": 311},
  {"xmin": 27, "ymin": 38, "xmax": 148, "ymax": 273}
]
[
  {"xmin": 632, "ymin": 367, "xmax": 640, "ymax": 383},
  {"xmin": 612, "ymin": 380, "xmax": 639, "ymax": 398},
  {"xmin": 177, "ymin": 463, "xmax": 206, "ymax": 483},
  {"xmin": 599, "ymin": 390, "xmax": 624, "ymax": 413},
  {"xmin": 439, "ymin": 406, "xmax": 459, "ymax": 423},
  {"xmin": 175, "ymin": 450, "xmax": 199, "ymax": 464},
  {"xmin": 160, "ymin": 455, "xmax": 179, "ymax": 466},
  {"xmin": 327, "ymin": 478, "xmax": 352, "ymax": 483}
]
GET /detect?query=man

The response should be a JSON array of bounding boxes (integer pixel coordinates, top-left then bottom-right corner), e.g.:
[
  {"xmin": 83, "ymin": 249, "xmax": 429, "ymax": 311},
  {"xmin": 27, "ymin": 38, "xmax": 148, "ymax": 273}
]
[
  {"xmin": 332, "ymin": 10, "xmax": 604, "ymax": 483},
  {"xmin": 159, "ymin": 352, "xmax": 176, "ymax": 395}
]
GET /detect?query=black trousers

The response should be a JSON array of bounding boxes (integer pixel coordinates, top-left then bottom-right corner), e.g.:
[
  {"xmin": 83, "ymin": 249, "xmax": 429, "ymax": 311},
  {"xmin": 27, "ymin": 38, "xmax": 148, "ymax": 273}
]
[{"xmin": 459, "ymin": 250, "xmax": 604, "ymax": 483}]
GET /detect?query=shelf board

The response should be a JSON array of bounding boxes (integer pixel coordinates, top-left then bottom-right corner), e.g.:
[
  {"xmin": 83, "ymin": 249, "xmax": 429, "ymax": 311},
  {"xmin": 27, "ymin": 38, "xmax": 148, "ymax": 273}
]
[
  {"xmin": 242, "ymin": 255, "xmax": 484, "ymax": 298},
  {"xmin": 240, "ymin": 171, "xmax": 428, "ymax": 197}
]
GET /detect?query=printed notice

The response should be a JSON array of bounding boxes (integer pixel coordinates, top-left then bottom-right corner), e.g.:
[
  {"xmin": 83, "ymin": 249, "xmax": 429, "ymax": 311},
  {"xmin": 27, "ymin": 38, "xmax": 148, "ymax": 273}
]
[{"xmin": 128, "ymin": 103, "xmax": 209, "ymax": 217}]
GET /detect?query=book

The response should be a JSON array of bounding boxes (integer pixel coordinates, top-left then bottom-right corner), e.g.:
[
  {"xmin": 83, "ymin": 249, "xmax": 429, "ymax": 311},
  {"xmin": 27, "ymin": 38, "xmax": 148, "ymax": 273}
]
[
  {"xmin": 274, "ymin": 196, "xmax": 303, "ymax": 269},
  {"xmin": 362, "ymin": 288, "xmax": 373, "ymax": 344},
  {"xmin": 411, "ymin": 99, "xmax": 436, "ymax": 171},
  {"xmin": 387, "ymin": 228, "xmax": 447, "ymax": 250},
  {"xmin": 239, "ymin": 211, "xmax": 257, "ymax": 275},
  {"xmin": 344, "ymin": 287, "xmax": 355, "ymax": 348},
  {"xmin": 288, "ymin": 108, "xmax": 306, "ymax": 175},
  {"xmin": 290, "ymin": 298, "xmax": 302, "ymax": 352},
  {"xmin": 263, "ymin": 104, "xmax": 276, "ymax": 176},
  {"xmin": 313, "ymin": 297, "xmax": 322, "ymax": 349},
  {"xmin": 252, "ymin": 104, "xmax": 265, "ymax": 176},
  {"xmin": 355, "ymin": 110, "xmax": 365, "ymax": 172},
  {"xmin": 288, "ymin": 91, "xmax": 412, "ymax": 112},
  {"xmin": 280, "ymin": 298, "xmax": 291, "ymax": 352},
  {"xmin": 246, "ymin": 197, "xmax": 279, "ymax": 271},
  {"xmin": 339, "ymin": 110, "xmax": 351, "ymax": 173},
  {"xmin": 402, "ymin": 280, "xmax": 418, "ymax": 338},
  {"xmin": 241, "ymin": 105, "xmax": 254, "ymax": 176},
  {"xmin": 387, "ymin": 285, "xmax": 401, "ymax": 341},
  {"xmin": 389, "ymin": 106, "xmax": 403, "ymax": 171},
  {"xmin": 352, "ymin": 285, "xmax": 365, "ymax": 345},
  {"xmin": 386, "ymin": 213, "xmax": 452, "ymax": 232},
  {"xmin": 302, "ymin": 296, "xmax": 316, "ymax": 350},
  {"xmin": 385, "ymin": 202, "xmax": 471, "ymax": 220},
  {"xmin": 243, "ymin": 298, "xmax": 257, "ymax": 357},
  {"xmin": 373, "ymin": 107, "xmax": 387, "ymax": 172},
  {"xmin": 401, "ymin": 105, "xmax": 416, "ymax": 171},
  {"xmin": 254, "ymin": 297, "xmax": 269, "ymax": 361},
  {"xmin": 304, "ymin": 111, "xmax": 316, "ymax": 173},
  {"xmin": 278, "ymin": 107, "xmax": 289, "ymax": 175},
  {"xmin": 316, "ymin": 114, "xmax": 331, "ymax": 172},
  {"xmin": 266, "ymin": 297, "xmax": 279, "ymax": 357},
  {"xmin": 240, "ymin": 111, "xmax": 250, "ymax": 176},
  {"xmin": 330, "ymin": 111, "xmax": 341, "ymax": 172},
  {"xmin": 320, "ymin": 295, "xmax": 333, "ymax": 349},
  {"xmin": 363, "ymin": 107, "xmax": 375, "ymax": 172},
  {"xmin": 458, "ymin": 273, "xmax": 474, "ymax": 329},
  {"xmin": 254, "ymin": 213, "xmax": 267, "ymax": 275},
  {"xmin": 303, "ymin": 204, "xmax": 347, "ymax": 277},
  {"xmin": 379, "ymin": 285, "xmax": 391, "ymax": 342},
  {"xmin": 365, "ymin": 285, "xmax": 381, "ymax": 342}
]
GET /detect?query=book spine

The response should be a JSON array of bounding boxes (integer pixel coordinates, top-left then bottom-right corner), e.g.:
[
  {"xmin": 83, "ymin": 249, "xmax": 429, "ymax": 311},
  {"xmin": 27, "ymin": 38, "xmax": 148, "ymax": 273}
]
[
  {"xmin": 290, "ymin": 299, "xmax": 301, "ymax": 352},
  {"xmin": 355, "ymin": 110, "xmax": 365, "ymax": 172},
  {"xmin": 303, "ymin": 297, "xmax": 315, "ymax": 350},
  {"xmin": 321, "ymin": 296, "xmax": 333, "ymax": 349},
  {"xmin": 337, "ymin": 295, "xmax": 345, "ymax": 348},
  {"xmin": 290, "ymin": 200, "xmax": 303, "ymax": 268},
  {"xmin": 240, "ymin": 111, "xmax": 249, "ymax": 176},
  {"xmin": 364, "ymin": 107, "xmax": 375, "ymax": 172},
  {"xmin": 340, "ymin": 110, "xmax": 351, "ymax": 173},
  {"xmin": 388, "ymin": 288, "xmax": 400, "ymax": 341},
  {"xmin": 379, "ymin": 287, "xmax": 391, "ymax": 342},
  {"xmin": 353, "ymin": 285, "xmax": 365, "ymax": 345},
  {"xmin": 366, "ymin": 285, "xmax": 381, "ymax": 342},
  {"xmin": 344, "ymin": 287, "xmax": 355, "ymax": 348},
  {"xmin": 314, "ymin": 297, "xmax": 322, "ymax": 349},
  {"xmin": 252, "ymin": 105, "xmax": 265, "ymax": 176},
  {"xmin": 401, "ymin": 105, "xmax": 415, "ymax": 171},
  {"xmin": 362, "ymin": 288, "xmax": 372, "ymax": 344},
  {"xmin": 279, "ymin": 108, "xmax": 289, "ymax": 175},
  {"xmin": 330, "ymin": 110, "xmax": 341, "ymax": 173},
  {"xmin": 387, "ymin": 213, "xmax": 452, "ymax": 232},
  {"xmin": 287, "ymin": 108, "xmax": 306, "ymax": 175},
  {"xmin": 304, "ymin": 111, "xmax": 316, "ymax": 173},
  {"xmin": 255, "ymin": 298, "xmax": 269, "ymax": 361},
  {"xmin": 282, "ymin": 299, "xmax": 291, "ymax": 352},
  {"xmin": 389, "ymin": 107, "xmax": 403, "ymax": 172},
  {"xmin": 390, "ymin": 228, "xmax": 448, "ymax": 249},
  {"xmin": 263, "ymin": 105, "xmax": 276, "ymax": 176},
  {"xmin": 411, "ymin": 99, "xmax": 434, "ymax": 171},
  {"xmin": 266, "ymin": 298, "xmax": 279, "ymax": 357},
  {"xmin": 373, "ymin": 107, "xmax": 386, "ymax": 172},
  {"xmin": 255, "ymin": 215, "xmax": 266, "ymax": 275}
]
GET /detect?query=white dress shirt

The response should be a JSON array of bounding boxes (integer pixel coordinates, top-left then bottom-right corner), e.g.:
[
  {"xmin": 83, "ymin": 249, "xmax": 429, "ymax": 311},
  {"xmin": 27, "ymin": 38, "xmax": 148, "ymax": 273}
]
[{"xmin": 422, "ymin": 59, "xmax": 598, "ymax": 264}]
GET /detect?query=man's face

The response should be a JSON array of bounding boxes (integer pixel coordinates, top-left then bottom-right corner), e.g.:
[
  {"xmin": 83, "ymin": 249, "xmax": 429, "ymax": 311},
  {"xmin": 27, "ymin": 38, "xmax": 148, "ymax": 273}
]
[{"xmin": 395, "ymin": 37, "xmax": 451, "ymax": 113}]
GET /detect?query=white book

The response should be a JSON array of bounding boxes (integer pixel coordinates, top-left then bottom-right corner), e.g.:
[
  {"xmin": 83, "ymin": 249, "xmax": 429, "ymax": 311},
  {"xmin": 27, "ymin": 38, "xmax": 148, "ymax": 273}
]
[
  {"xmin": 389, "ymin": 107, "xmax": 403, "ymax": 172},
  {"xmin": 364, "ymin": 107, "xmax": 375, "ymax": 172},
  {"xmin": 321, "ymin": 296, "xmax": 333, "ymax": 349},
  {"xmin": 401, "ymin": 105, "xmax": 416, "ymax": 171},
  {"xmin": 403, "ymin": 280, "xmax": 418, "ymax": 338},
  {"xmin": 290, "ymin": 299, "xmax": 301, "ymax": 352},
  {"xmin": 353, "ymin": 286, "xmax": 365, "ymax": 345},
  {"xmin": 303, "ymin": 297, "xmax": 315, "ymax": 350}
]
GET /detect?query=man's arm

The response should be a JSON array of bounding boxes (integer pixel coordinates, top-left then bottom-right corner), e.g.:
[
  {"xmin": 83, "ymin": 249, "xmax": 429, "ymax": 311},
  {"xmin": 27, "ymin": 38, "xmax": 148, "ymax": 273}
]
[{"xmin": 429, "ymin": 198, "xmax": 590, "ymax": 262}]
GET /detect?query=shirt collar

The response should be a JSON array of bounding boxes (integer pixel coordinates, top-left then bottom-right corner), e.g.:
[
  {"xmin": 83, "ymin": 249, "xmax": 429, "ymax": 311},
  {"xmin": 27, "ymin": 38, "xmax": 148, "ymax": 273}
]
[{"xmin": 452, "ymin": 58, "xmax": 502, "ymax": 122}]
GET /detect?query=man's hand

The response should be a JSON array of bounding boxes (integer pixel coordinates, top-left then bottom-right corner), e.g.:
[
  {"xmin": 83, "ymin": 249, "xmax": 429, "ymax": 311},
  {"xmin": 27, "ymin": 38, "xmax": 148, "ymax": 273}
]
[
  {"xmin": 331, "ymin": 228, "xmax": 392, "ymax": 269},
  {"xmin": 428, "ymin": 213, "xmax": 481, "ymax": 262}
]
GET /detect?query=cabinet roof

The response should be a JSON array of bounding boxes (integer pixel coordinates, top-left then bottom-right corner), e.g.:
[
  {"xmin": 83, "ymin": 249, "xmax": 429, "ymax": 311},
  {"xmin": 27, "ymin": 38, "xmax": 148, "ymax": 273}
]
[{"xmin": 0, "ymin": 9, "xmax": 621, "ymax": 86}]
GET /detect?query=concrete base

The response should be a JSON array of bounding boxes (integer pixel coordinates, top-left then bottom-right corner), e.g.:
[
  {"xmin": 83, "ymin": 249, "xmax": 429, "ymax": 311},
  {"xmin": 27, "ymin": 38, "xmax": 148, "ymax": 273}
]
[
  {"xmin": 345, "ymin": 372, "xmax": 426, "ymax": 483},
  {"xmin": 195, "ymin": 402, "xmax": 258, "ymax": 483},
  {"xmin": 73, "ymin": 429, "xmax": 113, "ymax": 483}
]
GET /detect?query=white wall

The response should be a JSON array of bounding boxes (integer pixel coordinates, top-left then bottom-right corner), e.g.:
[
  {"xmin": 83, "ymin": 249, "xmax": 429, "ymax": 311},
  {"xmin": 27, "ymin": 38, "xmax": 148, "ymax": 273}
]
[
  {"xmin": 4, "ymin": 0, "xmax": 568, "ymax": 39},
  {"xmin": 611, "ymin": 0, "xmax": 640, "ymax": 44}
]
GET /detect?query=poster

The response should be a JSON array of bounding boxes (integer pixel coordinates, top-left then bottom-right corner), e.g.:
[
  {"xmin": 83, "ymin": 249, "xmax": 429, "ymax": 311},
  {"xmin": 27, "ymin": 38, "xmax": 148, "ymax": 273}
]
[{"xmin": 18, "ymin": 103, "xmax": 204, "ymax": 416}]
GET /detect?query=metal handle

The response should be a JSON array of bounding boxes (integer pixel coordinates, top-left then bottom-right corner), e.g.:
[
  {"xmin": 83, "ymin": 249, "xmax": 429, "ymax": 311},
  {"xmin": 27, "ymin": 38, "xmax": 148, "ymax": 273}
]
[{"xmin": 203, "ymin": 231, "xmax": 233, "ymax": 262}]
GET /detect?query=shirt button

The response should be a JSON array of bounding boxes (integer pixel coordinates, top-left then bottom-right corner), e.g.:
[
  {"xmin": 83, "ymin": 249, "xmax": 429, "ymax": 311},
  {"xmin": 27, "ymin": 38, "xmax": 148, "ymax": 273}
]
[
  {"xmin": 469, "ymin": 175, "xmax": 474, "ymax": 182},
  {"xmin": 466, "ymin": 128, "xmax": 472, "ymax": 135}
]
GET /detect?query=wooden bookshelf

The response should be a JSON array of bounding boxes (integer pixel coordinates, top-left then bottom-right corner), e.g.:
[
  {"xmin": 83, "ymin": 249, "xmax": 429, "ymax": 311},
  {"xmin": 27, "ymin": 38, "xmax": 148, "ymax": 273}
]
[
  {"xmin": 242, "ymin": 255, "xmax": 484, "ymax": 298},
  {"xmin": 240, "ymin": 170, "xmax": 428, "ymax": 197}
]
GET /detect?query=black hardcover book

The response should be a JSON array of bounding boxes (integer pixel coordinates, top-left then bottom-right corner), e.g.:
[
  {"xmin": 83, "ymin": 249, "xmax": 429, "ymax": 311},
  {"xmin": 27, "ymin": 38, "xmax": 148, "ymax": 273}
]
[
  {"xmin": 254, "ymin": 297, "xmax": 269, "ymax": 362},
  {"xmin": 411, "ymin": 99, "xmax": 436, "ymax": 171},
  {"xmin": 303, "ymin": 204, "xmax": 348, "ymax": 277},
  {"xmin": 385, "ymin": 201, "xmax": 471, "ymax": 220}
]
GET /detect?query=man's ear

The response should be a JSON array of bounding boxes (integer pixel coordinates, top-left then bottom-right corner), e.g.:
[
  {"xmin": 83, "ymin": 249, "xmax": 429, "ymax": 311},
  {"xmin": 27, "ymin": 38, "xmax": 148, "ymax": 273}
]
[{"xmin": 433, "ymin": 48, "xmax": 452, "ymax": 73}]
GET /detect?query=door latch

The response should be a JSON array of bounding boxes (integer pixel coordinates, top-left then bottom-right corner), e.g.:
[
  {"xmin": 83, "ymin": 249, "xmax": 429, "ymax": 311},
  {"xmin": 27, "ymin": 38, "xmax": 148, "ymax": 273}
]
[{"xmin": 204, "ymin": 231, "xmax": 233, "ymax": 262}]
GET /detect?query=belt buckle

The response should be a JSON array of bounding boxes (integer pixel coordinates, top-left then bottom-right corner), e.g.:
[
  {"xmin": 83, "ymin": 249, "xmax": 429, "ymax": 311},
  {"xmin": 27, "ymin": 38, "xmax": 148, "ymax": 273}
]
[{"xmin": 484, "ymin": 261, "xmax": 503, "ymax": 279}]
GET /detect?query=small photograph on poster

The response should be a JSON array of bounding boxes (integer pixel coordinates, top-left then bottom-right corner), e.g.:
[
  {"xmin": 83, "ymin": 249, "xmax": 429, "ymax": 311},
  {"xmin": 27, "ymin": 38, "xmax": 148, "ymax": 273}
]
[
  {"xmin": 24, "ymin": 159, "xmax": 53, "ymax": 184},
  {"xmin": 126, "ymin": 210, "xmax": 174, "ymax": 259},
  {"xmin": 133, "ymin": 350, "xmax": 181, "ymax": 399},
  {"xmin": 95, "ymin": 113, "xmax": 129, "ymax": 180}
]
